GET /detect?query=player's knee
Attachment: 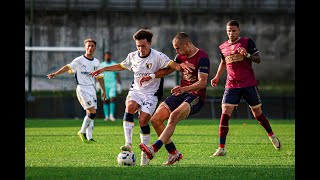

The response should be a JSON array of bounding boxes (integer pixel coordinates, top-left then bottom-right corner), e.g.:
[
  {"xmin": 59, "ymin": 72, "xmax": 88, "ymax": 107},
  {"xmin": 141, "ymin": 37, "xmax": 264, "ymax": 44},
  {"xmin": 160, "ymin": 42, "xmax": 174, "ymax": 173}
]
[
  {"xmin": 150, "ymin": 117, "xmax": 162, "ymax": 127},
  {"xmin": 88, "ymin": 113, "xmax": 96, "ymax": 119},
  {"xmin": 140, "ymin": 125, "xmax": 150, "ymax": 135},
  {"xmin": 123, "ymin": 112, "xmax": 134, "ymax": 122}
]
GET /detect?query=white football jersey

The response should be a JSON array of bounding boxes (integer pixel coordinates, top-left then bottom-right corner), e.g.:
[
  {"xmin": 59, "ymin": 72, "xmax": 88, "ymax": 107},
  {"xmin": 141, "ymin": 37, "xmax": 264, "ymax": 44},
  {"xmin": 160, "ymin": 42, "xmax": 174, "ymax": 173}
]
[
  {"xmin": 67, "ymin": 55, "xmax": 104, "ymax": 86},
  {"xmin": 120, "ymin": 48, "xmax": 172, "ymax": 95}
]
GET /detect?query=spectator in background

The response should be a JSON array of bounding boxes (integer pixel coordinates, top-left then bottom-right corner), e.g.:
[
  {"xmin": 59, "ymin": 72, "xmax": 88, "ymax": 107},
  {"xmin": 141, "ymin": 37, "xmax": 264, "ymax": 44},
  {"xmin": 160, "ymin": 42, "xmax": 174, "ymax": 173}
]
[
  {"xmin": 210, "ymin": 20, "xmax": 281, "ymax": 157},
  {"xmin": 47, "ymin": 38, "xmax": 106, "ymax": 143},
  {"xmin": 98, "ymin": 51, "xmax": 122, "ymax": 121}
]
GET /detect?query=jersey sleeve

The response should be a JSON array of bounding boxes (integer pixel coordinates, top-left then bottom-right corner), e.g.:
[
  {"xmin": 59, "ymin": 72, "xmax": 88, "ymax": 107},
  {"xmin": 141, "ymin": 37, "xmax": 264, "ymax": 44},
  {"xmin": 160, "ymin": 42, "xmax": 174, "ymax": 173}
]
[
  {"xmin": 158, "ymin": 53, "xmax": 173, "ymax": 69},
  {"xmin": 248, "ymin": 38, "xmax": 259, "ymax": 55},
  {"xmin": 66, "ymin": 58, "xmax": 80, "ymax": 74},
  {"xmin": 197, "ymin": 57, "xmax": 210, "ymax": 74},
  {"xmin": 120, "ymin": 54, "xmax": 132, "ymax": 71}
]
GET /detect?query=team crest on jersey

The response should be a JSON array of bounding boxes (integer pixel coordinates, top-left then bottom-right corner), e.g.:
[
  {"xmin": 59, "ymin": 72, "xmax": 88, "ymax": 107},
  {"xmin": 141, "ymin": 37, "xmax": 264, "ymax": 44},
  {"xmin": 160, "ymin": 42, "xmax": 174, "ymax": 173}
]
[{"xmin": 145, "ymin": 63, "xmax": 152, "ymax": 69}]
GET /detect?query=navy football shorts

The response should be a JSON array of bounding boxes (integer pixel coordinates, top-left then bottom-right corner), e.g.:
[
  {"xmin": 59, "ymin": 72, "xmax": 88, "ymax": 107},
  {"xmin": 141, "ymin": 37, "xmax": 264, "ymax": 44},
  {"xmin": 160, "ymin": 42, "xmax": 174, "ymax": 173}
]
[
  {"xmin": 163, "ymin": 92, "xmax": 204, "ymax": 116},
  {"xmin": 222, "ymin": 86, "xmax": 261, "ymax": 107}
]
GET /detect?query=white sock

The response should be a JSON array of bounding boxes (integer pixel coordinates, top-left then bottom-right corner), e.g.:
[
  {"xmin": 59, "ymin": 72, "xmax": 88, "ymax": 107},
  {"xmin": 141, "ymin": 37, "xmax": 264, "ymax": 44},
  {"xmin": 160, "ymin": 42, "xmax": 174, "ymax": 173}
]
[
  {"xmin": 86, "ymin": 120, "xmax": 94, "ymax": 140},
  {"xmin": 140, "ymin": 133, "xmax": 150, "ymax": 145},
  {"xmin": 123, "ymin": 121, "xmax": 134, "ymax": 145},
  {"xmin": 80, "ymin": 115, "xmax": 92, "ymax": 133}
]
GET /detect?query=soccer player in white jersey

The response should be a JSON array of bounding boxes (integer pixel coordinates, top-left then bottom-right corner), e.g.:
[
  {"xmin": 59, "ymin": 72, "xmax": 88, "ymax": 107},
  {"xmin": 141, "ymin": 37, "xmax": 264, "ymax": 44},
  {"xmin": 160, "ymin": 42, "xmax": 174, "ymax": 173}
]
[
  {"xmin": 90, "ymin": 29, "xmax": 192, "ymax": 166},
  {"xmin": 47, "ymin": 38, "xmax": 106, "ymax": 143}
]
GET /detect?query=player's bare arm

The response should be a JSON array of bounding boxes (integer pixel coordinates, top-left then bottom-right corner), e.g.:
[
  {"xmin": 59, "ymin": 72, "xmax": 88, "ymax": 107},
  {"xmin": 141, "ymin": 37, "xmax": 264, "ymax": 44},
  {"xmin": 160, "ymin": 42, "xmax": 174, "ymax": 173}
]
[
  {"xmin": 139, "ymin": 61, "xmax": 195, "ymax": 86},
  {"xmin": 171, "ymin": 72, "xmax": 208, "ymax": 96},
  {"xmin": 47, "ymin": 65, "xmax": 70, "ymax": 79},
  {"xmin": 248, "ymin": 53, "xmax": 261, "ymax": 64},
  {"xmin": 211, "ymin": 59, "xmax": 226, "ymax": 87},
  {"xmin": 237, "ymin": 47, "xmax": 261, "ymax": 64},
  {"xmin": 97, "ymin": 77, "xmax": 106, "ymax": 100},
  {"xmin": 168, "ymin": 61, "xmax": 195, "ymax": 73},
  {"xmin": 90, "ymin": 64, "xmax": 125, "ymax": 77}
]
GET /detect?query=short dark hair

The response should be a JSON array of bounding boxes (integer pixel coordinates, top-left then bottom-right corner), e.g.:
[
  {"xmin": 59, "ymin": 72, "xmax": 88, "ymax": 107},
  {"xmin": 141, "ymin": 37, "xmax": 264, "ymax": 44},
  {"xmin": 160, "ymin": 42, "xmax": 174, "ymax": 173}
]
[
  {"xmin": 173, "ymin": 32, "xmax": 191, "ymax": 44},
  {"xmin": 132, "ymin": 29, "xmax": 153, "ymax": 42},
  {"xmin": 227, "ymin": 20, "xmax": 240, "ymax": 28},
  {"xmin": 105, "ymin": 51, "xmax": 112, "ymax": 55},
  {"xmin": 84, "ymin": 38, "xmax": 96, "ymax": 46}
]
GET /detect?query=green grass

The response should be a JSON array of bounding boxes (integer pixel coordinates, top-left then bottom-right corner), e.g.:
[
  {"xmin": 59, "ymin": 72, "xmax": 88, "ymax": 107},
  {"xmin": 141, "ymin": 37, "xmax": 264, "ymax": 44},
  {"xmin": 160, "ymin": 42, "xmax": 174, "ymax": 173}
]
[{"xmin": 25, "ymin": 119, "xmax": 295, "ymax": 180}]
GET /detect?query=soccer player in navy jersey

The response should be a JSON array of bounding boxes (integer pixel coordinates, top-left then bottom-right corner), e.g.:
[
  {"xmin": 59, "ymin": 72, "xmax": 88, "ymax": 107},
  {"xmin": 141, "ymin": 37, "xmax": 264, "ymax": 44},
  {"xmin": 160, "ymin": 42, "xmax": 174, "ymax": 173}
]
[
  {"xmin": 139, "ymin": 32, "xmax": 210, "ymax": 165},
  {"xmin": 210, "ymin": 20, "xmax": 281, "ymax": 157}
]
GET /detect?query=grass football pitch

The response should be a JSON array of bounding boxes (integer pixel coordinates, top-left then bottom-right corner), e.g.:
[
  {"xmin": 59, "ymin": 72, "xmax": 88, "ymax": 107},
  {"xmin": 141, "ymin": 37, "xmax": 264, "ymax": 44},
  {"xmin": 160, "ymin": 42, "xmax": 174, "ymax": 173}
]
[{"xmin": 25, "ymin": 118, "xmax": 295, "ymax": 179}]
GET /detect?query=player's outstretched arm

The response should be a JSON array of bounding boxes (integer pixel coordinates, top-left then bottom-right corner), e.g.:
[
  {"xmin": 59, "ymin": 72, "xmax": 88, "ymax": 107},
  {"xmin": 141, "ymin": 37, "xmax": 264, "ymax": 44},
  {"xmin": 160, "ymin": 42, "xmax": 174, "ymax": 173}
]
[
  {"xmin": 47, "ymin": 65, "xmax": 69, "ymax": 79},
  {"xmin": 171, "ymin": 73, "xmax": 208, "ymax": 96},
  {"xmin": 168, "ymin": 61, "xmax": 195, "ymax": 73},
  {"xmin": 90, "ymin": 64, "xmax": 125, "ymax": 77}
]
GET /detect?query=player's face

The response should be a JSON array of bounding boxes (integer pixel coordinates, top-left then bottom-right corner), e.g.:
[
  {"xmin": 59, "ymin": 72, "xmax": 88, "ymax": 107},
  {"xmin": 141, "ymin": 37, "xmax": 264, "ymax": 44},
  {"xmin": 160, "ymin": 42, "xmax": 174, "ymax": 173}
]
[
  {"xmin": 104, "ymin": 54, "xmax": 112, "ymax": 62},
  {"xmin": 135, "ymin": 39, "xmax": 151, "ymax": 57},
  {"xmin": 226, "ymin": 25, "xmax": 240, "ymax": 42},
  {"xmin": 173, "ymin": 40, "xmax": 187, "ymax": 56},
  {"xmin": 85, "ymin": 42, "xmax": 96, "ymax": 55}
]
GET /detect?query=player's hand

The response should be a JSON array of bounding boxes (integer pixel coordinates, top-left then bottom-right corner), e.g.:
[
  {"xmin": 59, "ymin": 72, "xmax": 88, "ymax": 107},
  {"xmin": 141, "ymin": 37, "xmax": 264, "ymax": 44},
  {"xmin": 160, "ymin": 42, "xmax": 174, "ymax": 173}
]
[
  {"xmin": 116, "ymin": 83, "xmax": 122, "ymax": 94},
  {"xmin": 171, "ymin": 86, "xmax": 185, "ymax": 96},
  {"xmin": 101, "ymin": 90, "xmax": 106, "ymax": 101},
  {"xmin": 47, "ymin": 73, "xmax": 56, "ymax": 79},
  {"xmin": 211, "ymin": 77, "xmax": 219, "ymax": 87},
  {"xmin": 89, "ymin": 68, "xmax": 104, "ymax": 77},
  {"xmin": 139, "ymin": 76, "xmax": 152, "ymax": 86},
  {"xmin": 237, "ymin": 47, "xmax": 249, "ymax": 57},
  {"xmin": 180, "ymin": 62, "xmax": 195, "ymax": 72}
]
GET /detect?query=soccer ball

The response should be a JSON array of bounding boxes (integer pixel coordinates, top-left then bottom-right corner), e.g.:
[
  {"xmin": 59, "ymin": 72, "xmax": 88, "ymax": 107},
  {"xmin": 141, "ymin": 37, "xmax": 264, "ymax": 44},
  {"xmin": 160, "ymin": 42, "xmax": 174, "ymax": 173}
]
[{"xmin": 117, "ymin": 151, "xmax": 136, "ymax": 166}]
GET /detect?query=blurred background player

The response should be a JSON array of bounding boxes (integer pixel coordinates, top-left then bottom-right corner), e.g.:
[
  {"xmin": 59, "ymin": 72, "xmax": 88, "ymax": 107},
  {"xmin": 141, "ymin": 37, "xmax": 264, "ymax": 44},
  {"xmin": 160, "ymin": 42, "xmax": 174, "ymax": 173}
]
[
  {"xmin": 90, "ymin": 29, "xmax": 192, "ymax": 166},
  {"xmin": 210, "ymin": 20, "xmax": 281, "ymax": 157},
  {"xmin": 139, "ymin": 32, "xmax": 210, "ymax": 166},
  {"xmin": 98, "ymin": 51, "xmax": 122, "ymax": 121},
  {"xmin": 47, "ymin": 38, "xmax": 106, "ymax": 143}
]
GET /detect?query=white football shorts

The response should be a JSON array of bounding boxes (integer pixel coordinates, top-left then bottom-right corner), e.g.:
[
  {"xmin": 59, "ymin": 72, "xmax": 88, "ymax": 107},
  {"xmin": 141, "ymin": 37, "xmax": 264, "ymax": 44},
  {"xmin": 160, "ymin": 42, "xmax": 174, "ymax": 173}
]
[
  {"xmin": 125, "ymin": 90, "xmax": 158, "ymax": 116},
  {"xmin": 76, "ymin": 85, "xmax": 97, "ymax": 110}
]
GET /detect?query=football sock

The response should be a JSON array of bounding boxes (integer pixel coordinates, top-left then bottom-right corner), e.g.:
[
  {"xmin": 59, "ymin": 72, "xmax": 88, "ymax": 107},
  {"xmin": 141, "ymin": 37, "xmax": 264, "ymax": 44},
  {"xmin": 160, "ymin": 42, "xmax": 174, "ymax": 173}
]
[
  {"xmin": 218, "ymin": 114, "xmax": 230, "ymax": 148},
  {"xmin": 123, "ymin": 112, "xmax": 134, "ymax": 145},
  {"xmin": 80, "ymin": 115, "xmax": 93, "ymax": 133},
  {"xmin": 255, "ymin": 114, "xmax": 273, "ymax": 134},
  {"xmin": 165, "ymin": 141, "xmax": 177, "ymax": 154},
  {"xmin": 110, "ymin": 102, "xmax": 115, "ymax": 117},
  {"xmin": 86, "ymin": 120, "xmax": 94, "ymax": 140},
  {"xmin": 140, "ymin": 125, "xmax": 151, "ymax": 145},
  {"xmin": 103, "ymin": 102, "xmax": 109, "ymax": 118},
  {"xmin": 152, "ymin": 140, "xmax": 163, "ymax": 152}
]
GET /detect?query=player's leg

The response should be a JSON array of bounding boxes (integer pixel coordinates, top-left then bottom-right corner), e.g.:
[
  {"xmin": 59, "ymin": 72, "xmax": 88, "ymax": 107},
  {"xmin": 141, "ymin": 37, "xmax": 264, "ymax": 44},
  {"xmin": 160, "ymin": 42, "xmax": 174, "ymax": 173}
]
[
  {"xmin": 85, "ymin": 107, "xmax": 97, "ymax": 142},
  {"xmin": 244, "ymin": 86, "xmax": 281, "ymax": 150},
  {"xmin": 121, "ymin": 91, "xmax": 141, "ymax": 151},
  {"xmin": 109, "ymin": 86, "xmax": 117, "ymax": 121},
  {"xmin": 103, "ymin": 87, "xmax": 110, "ymax": 121},
  {"xmin": 137, "ymin": 94, "xmax": 158, "ymax": 166},
  {"xmin": 139, "ymin": 94, "xmax": 182, "ymax": 160},
  {"xmin": 211, "ymin": 88, "xmax": 240, "ymax": 157},
  {"xmin": 138, "ymin": 111, "xmax": 151, "ymax": 166},
  {"xmin": 76, "ymin": 86, "xmax": 97, "ymax": 143}
]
